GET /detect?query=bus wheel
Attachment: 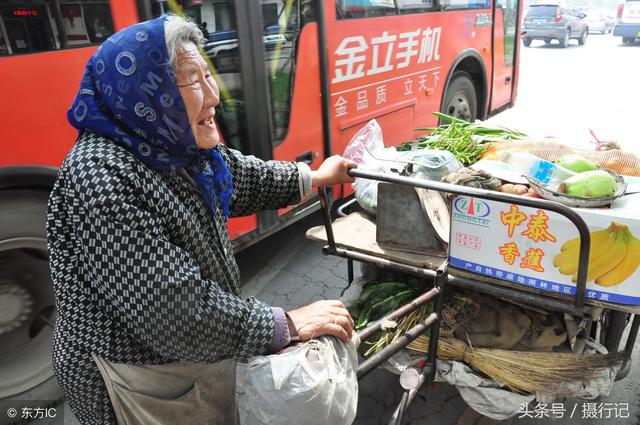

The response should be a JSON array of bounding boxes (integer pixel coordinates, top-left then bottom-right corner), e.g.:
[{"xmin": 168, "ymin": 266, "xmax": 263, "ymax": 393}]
[
  {"xmin": 441, "ymin": 71, "xmax": 477, "ymax": 122},
  {"xmin": 523, "ymin": 37, "xmax": 532, "ymax": 47},
  {"xmin": 0, "ymin": 190, "xmax": 61, "ymax": 407}
]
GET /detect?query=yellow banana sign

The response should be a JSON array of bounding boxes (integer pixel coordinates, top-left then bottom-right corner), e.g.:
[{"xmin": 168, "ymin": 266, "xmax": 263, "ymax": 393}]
[{"xmin": 553, "ymin": 222, "xmax": 640, "ymax": 287}]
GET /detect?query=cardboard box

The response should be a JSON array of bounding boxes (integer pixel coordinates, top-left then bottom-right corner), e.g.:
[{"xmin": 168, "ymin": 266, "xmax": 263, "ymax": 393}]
[{"xmin": 448, "ymin": 194, "xmax": 640, "ymax": 305}]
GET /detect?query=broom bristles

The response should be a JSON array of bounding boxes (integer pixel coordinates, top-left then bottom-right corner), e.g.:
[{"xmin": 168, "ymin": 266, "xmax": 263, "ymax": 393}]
[{"xmin": 408, "ymin": 336, "xmax": 622, "ymax": 396}]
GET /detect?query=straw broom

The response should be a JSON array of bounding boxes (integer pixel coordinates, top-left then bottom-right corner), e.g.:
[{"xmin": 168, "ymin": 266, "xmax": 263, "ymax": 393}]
[
  {"xmin": 407, "ymin": 335, "xmax": 622, "ymax": 396},
  {"xmin": 362, "ymin": 304, "xmax": 622, "ymax": 396}
]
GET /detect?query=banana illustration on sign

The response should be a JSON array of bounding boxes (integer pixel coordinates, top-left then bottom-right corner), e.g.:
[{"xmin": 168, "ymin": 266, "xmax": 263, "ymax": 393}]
[{"xmin": 553, "ymin": 222, "xmax": 640, "ymax": 287}]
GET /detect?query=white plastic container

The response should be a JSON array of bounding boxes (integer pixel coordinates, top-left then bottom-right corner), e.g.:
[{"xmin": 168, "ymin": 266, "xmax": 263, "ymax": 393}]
[{"xmin": 499, "ymin": 152, "xmax": 576, "ymax": 185}]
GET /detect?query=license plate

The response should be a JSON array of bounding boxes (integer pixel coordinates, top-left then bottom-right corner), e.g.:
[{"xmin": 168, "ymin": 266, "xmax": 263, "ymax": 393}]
[{"xmin": 535, "ymin": 18, "xmax": 546, "ymax": 24}]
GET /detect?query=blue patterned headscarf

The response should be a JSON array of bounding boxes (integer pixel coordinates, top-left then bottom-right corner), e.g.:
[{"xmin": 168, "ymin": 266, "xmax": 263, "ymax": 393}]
[{"xmin": 67, "ymin": 16, "xmax": 233, "ymax": 219}]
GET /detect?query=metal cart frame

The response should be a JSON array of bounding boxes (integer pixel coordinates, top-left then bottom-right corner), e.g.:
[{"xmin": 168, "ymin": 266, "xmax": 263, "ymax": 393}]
[{"xmin": 316, "ymin": 168, "xmax": 640, "ymax": 425}]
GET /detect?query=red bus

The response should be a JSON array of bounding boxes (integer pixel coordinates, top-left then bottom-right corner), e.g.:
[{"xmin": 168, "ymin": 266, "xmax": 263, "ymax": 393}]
[{"xmin": 0, "ymin": 0, "xmax": 521, "ymax": 403}]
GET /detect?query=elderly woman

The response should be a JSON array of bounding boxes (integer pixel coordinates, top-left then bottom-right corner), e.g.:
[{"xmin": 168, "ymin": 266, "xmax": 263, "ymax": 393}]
[{"xmin": 47, "ymin": 14, "xmax": 356, "ymax": 425}]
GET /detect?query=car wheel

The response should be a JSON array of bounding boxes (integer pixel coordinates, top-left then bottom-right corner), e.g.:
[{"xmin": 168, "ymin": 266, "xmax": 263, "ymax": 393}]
[
  {"xmin": 0, "ymin": 190, "xmax": 62, "ymax": 411},
  {"xmin": 578, "ymin": 30, "xmax": 588, "ymax": 45},
  {"xmin": 544, "ymin": 39, "xmax": 551, "ymax": 45},
  {"xmin": 441, "ymin": 71, "xmax": 478, "ymax": 122},
  {"xmin": 623, "ymin": 37, "xmax": 633, "ymax": 44},
  {"xmin": 559, "ymin": 30, "xmax": 570, "ymax": 47},
  {"xmin": 523, "ymin": 37, "xmax": 532, "ymax": 47}
]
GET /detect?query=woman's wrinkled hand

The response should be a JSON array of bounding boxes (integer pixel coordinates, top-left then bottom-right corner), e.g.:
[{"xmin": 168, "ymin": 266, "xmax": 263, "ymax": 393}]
[
  {"xmin": 286, "ymin": 300, "xmax": 355, "ymax": 343},
  {"xmin": 311, "ymin": 155, "xmax": 357, "ymax": 187}
]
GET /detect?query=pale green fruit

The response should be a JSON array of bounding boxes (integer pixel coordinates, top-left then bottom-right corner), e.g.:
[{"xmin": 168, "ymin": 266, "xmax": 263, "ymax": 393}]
[
  {"xmin": 558, "ymin": 170, "xmax": 618, "ymax": 198},
  {"xmin": 556, "ymin": 155, "xmax": 598, "ymax": 173}
]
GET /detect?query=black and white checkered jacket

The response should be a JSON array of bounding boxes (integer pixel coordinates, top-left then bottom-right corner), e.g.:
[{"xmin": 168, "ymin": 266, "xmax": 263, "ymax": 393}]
[{"xmin": 46, "ymin": 131, "xmax": 301, "ymax": 424}]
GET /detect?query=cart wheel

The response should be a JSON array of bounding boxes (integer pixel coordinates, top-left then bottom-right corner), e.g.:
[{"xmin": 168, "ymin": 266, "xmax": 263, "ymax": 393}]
[{"xmin": 603, "ymin": 310, "xmax": 629, "ymax": 352}]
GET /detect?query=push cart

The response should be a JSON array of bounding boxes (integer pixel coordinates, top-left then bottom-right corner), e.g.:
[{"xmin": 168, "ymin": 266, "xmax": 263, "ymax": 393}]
[{"xmin": 308, "ymin": 168, "xmax": 640, "ymax": 425}]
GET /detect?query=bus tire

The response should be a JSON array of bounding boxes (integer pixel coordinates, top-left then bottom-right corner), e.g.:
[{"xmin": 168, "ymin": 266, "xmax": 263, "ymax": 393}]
[
  {"xmin": 0, "ymin": 190, "xmax": 62, "ymax": 409},
  {"xmin": 441, "ymin": 71, "xmax": 477, "ymax": 122},
  {"xmin": 523, "ymin": 37, "xmax": 532, "ymax": 47}
]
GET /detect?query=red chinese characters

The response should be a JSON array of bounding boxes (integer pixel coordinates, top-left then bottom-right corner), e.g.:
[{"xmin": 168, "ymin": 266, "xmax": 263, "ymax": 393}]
[
  {"xmin": 521, "ymin": 210, "xmax": 557, "ymax": 243},
  {"xmin": 498, "ymin": 205, "xmax": 557, "ymax": 273},
  {"xmin": 520, "ymin": 248, "xmax": 545, "ymax": 272},
  {"xmin": 500, "ymin": 205, "xmax": 527, "ymax": 238},
  {"xmin": 499, "ymin": 242, "xmax": 521, "ymax": 265}
]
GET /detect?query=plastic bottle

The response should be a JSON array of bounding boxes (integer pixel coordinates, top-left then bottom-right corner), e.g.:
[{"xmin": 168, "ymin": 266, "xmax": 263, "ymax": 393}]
[{"xmin": 499, "ymin": 152, "xmax": 576, "ymax": 185}]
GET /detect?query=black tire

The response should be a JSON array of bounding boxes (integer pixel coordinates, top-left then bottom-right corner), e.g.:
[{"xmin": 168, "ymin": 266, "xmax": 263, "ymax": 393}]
[
  {"xmin": 523, "ymin": 37, "xmax": 532, "ymax": 47},
  {"xmin": 544, "ymin": 39, "xmax": 551, "ymax": 45},
  {"xmin": 441, "ymin": 71, "xmax": 478, "ymax": 122},
  {"xmin": 623, "ymin": 37, "xmax": 634, "ymax": 44},
  {"xmin": 559, "ymin": 29, "xmax": 570, "ymax": 47},
  {"xmin": 578, "ymin": 30, "xmax": 588, "ymax": 45},
  {"xmin": 0, "ymin": 190, "xmax": 61, "ymax": 414}
]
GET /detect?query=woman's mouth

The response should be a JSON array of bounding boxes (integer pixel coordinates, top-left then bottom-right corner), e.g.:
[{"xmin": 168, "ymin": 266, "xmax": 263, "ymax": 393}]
[{"xmin": 198, "ymin": 116, "xmax": 215, "ymax": 127}]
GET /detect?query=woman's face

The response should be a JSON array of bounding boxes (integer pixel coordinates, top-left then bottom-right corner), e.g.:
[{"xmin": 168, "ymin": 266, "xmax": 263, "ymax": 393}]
[{"xmin": 175, "ymin": 42, "xmax": 221, "ymax": 149}]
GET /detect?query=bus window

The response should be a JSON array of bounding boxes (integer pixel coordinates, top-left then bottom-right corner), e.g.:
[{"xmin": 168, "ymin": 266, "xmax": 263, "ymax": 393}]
[
  {"xmin": 0, "ymin": 1, "xmax": 115, "ymax": 55},
  {"xmin": 336, "ymin": 0, "xmax": 397, "ymax": 19},
  {"xmin": 439, "ymin": 0, "xmax": 490, "ymax": 10},
  {"xmin": 80, "ymin": 4, "xmax": 115, "ymax": 43},
  {"xmin": 397, "ymin": 0, "xmax": 435, "ymax": 14},
  {"xmin": 261, "ymin": 0, "xmax": 302, "ymax": 144},
  {"xmin": 503, "ymin": 0, "xmax": 518, "ymax": 67},
  {"xmin": 148, "ymin": 0, "xmax": 302, "ymax": 150}
]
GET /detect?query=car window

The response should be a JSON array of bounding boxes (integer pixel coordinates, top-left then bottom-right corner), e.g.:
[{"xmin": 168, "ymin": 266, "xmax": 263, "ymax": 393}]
[{"xmin": 527, "ymin": 5, "xmax": 558, "ymax": 16}]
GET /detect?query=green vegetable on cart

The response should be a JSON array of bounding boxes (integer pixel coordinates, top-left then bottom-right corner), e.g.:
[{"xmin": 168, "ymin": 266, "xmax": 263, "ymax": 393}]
[{"xmin": 397, "ymin": 112, "xmax": 528, "ymax": 166}]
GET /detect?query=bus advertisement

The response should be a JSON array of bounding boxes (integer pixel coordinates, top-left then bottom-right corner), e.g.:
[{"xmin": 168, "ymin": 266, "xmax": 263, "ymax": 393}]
[{"xmin": 0, "ymin": 0, "xmax": 521, "ymax": 405}]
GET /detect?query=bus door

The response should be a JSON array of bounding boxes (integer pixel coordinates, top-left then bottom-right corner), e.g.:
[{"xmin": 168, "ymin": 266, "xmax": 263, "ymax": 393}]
[
  {"xmin": 225, "ymin": 0, "xmax": 326, "ymax": 237},
  {"xmin": 143, "ymin": 0, "xmax": 324, "ymax": 242},
  {"xmin": 490, "ymin": 0, "xmax": 519, "ymax": 110}
]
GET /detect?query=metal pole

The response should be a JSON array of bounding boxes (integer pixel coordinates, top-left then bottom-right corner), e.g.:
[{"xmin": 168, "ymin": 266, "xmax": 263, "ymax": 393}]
[
  {"xmin": 326, "ymin": 247, "xmax": 439, "ymax": 279},
  {"xmin": 425, "ymin": 263, "xmax": 448, "ymax": 381},
  {"xmin": 357, "ymin": 313, "xmax": 438, "ymax": 379},
  {"xmin": 358, "ymin": 287, "xmax": 440, "ymax": 342},
  {"xmin": 315, "ymin": 0, "xmax": 333, "ymax": 161},
  {"xmin": 318, "ymin": 187, "xmax": 336, "ymax": 250}
]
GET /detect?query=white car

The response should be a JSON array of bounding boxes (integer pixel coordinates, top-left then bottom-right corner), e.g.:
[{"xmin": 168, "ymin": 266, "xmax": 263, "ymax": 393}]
[{"xmin": 584, "ymin": 9, "xmax": 615, "ymax": 33}]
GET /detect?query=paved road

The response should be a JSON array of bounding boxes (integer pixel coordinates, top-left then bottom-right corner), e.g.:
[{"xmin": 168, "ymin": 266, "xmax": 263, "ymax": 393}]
[
  {"xmin": 48, "ymin": 32, "xmax": 640, "ymax": 425},
  {"xmin": 489, "ymin": 33, "xmax": 640, "ymax": 152}
]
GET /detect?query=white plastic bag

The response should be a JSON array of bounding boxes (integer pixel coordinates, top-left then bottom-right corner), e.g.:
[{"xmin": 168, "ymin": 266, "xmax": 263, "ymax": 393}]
[
  {"xmin": 342, "ymin": 120, "xmax": 399, "ymax": 214},
  {"xmin": 343, "ymin": 120, "xmax": 461, "ymax": 214},
  {"xmin": 244, "ymin": 335, "xmax": 359, "ymax": 425}
]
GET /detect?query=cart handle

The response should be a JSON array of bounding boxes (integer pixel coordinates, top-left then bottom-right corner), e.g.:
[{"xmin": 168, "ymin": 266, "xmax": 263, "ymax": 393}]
[{"xmin": 342, "ymin": 168, "xmax": 591, "ymax": 313}]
